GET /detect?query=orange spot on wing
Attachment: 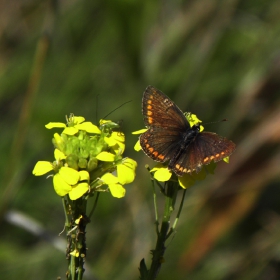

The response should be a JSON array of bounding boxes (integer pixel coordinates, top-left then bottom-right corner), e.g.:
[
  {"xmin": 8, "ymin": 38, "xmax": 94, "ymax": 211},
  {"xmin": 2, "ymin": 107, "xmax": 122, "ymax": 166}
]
[{"xmin": 153, "ymin": 151, "xmax": 159, "ymax": 157}]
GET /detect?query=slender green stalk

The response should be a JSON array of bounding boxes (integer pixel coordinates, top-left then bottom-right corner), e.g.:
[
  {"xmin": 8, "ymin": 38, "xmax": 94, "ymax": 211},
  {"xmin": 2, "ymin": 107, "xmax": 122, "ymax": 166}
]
[
  {"xmin": 151, "ymin": 176, "xmax": 160, "ymax": 234},
  {"xmin": 167, "ymin": 189, "xmax": 187, "ymax": 239},
  {"xmin": 147, "ymin": 181, "xmax": 179, "ymax": 279},
  {"xmin": 88, "ymin": 192, "xmax": 100, "ymax": 219}
]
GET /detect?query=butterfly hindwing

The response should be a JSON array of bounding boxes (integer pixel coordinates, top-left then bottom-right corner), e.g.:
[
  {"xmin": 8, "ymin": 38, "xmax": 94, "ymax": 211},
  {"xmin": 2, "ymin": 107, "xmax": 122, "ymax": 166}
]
[
  {"xmin": 140, "ymin": 126, "xmax": 182, "ymax": 163},
  {"xmin": 171, "ymin": 132, "xmax": 236, "ymax": 176}
]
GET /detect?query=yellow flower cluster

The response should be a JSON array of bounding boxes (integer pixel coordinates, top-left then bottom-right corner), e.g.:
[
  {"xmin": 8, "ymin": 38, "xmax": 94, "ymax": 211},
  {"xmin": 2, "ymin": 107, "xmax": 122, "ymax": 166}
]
[{"xmin": 33, "ymin": 116, "xmax": 137, "ymax": 200}]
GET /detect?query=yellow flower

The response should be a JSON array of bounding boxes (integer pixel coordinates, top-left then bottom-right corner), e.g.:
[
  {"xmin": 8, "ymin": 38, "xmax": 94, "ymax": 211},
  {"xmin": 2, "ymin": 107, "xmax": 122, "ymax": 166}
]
[
  {"xmin": 45, "ymin": 115, "xmax": 101, "ymax": 135},
  {"xmin": 98, "ymin": 158, "xmax": 137, "ymax": 198}
]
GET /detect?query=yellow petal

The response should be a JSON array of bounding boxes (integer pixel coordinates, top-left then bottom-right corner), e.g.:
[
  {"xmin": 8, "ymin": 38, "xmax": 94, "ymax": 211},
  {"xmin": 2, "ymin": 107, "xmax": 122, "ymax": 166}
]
[
  {"xmin": 104, "ymin": 136, "xmax": 117, "ymax": 146},
  {"xmin": 134, "ymin": 140, "xmax": 142, "ymax": 151},
  {"xmin": 72, "ymin": 116, "xmax": 85, "ymax": 124},
  {"xmin": 132, "ymin": 128, "xmax": 148, "ymax": 134},
  {"xmin": 185, "ymin": 113, "xmax": 204, "ymax": 131},
  {"xmin": 54, "ymin": 149, "xmax": 66, "ymax": 161},
  {"xmin": 117, "ymin": 158, "xmax": 137, "ymax": 184},
  {"xmin": 96, "ymin": 151, "xmax": 115, "ymax": 162},
  {"xmin": 62, "ymin": 127, "xmax": 79, "ymax": 135},
  {"xmin": 112, "ymin": 143, "xmax": 125, "ymax": 155},
  {"xmin": 75, "ymin": 215, "xmax": 83, "ymax": 224},
  {"xmin": 45, "ymin": 122, "xmax": 66, "ymax": 129},
  {"xmin": 178, "ymin": 175, "xmax": 195, "ymax": 189},
  {"xmin": 99, "ymin": 119, "xmax": 112, "ymax": 125},
  {"xmin": 68, "ymin": 182, "xmax": 89, "ymax": 200},
  {"xmin": 53, "ymin": 174, "xmax": 72, "ymax": 196},
  {"xmin": 75, "ymin": 122, "xmax": 101, "ymax": 134},
  {"xmin": 70, "ymin": 249, "xmax": 79, "ymax": 257},
  {"xmin": 109, "ymin": 183, "xmax": 126, "ymax": 198},
  {"xmin": 79, "ymin": 170, "xmax": 89, "ymax": 181},
  {"xmin": 153, "ymin": 167, "xmax": 172, "ymax": 182},
  {"xmin": 59, "ymin": 167, "xmax": 80, "ymax": 185},
  {"xmin": 223, "ymin": 156, "xmax": 230, "ymax": 163},
  {"xmin": 105, "ymin": 132, "xmax": 125, "ymax": 153},
  {"xmin": 111, "ymin": 132, "xmax": 125, "ymax": 143},
  {"xmin": 32, "ymin": 161, "xmax": 53, "ymax": 176},
  {"xmin": 54, "ymin": 132, "xmax": 64, "ymax": 145},
  {"xmin": 101, "ymin": 173, "xmax": 119, "ymax": 184}
]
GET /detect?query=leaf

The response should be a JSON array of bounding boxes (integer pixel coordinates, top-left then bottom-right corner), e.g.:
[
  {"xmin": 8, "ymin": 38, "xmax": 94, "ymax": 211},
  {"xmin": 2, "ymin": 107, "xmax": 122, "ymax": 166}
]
[{"xmin": 139, "ymin": 259, "xmax": 149, "ymax": 279}]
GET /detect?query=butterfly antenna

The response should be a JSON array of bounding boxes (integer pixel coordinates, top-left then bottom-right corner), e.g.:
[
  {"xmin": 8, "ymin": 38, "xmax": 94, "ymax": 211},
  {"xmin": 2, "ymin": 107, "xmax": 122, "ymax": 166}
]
[
  {"xmin": 102, "ymin": 100, "xmax": 132, "ymax": 119},
  {"xmin": 95, "ymin": 94, "xmax": 100, "ymax": 123},
  {"xmin": 204, "ymin": 119, "xmax": 228, "ymax": 126}
]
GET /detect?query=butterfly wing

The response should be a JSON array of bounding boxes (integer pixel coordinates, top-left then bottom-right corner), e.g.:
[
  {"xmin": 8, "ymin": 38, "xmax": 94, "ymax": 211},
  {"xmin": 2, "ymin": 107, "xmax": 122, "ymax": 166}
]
[
  {"xmin": 140, "ymin": 85, "xmax": 190, "ymax": 163},
  {"xmin": 142, "ymin": 85, "xmax": 189, "ymax": 129},
  {"xmin": 171, "ymin": 131, "xmax": 236, "ymax": 176}
]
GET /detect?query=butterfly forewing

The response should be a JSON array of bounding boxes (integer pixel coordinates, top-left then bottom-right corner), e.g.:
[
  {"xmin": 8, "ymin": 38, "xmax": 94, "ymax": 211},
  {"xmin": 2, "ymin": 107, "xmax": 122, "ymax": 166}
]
[{"xmin": 142, "ymin": 86, "xmax": 190, "ymax": 130}]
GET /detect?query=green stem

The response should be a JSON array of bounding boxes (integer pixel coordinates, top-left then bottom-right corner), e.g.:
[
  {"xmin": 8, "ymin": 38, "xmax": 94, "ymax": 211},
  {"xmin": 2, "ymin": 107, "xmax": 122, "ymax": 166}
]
[
  {"xmin": 65, "ymin": 196, "xmax": 88, "ymax": 280},
  {"xmin": 147, "ymin": 181, "xmax": 179, "ymax": 279}
]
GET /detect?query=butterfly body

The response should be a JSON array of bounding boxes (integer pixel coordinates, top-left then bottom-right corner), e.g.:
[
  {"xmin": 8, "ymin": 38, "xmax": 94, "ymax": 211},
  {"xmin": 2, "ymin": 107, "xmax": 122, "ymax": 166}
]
[{"xmin": 140, "ymin": 86, "xmax": 236, "ymax": 176}]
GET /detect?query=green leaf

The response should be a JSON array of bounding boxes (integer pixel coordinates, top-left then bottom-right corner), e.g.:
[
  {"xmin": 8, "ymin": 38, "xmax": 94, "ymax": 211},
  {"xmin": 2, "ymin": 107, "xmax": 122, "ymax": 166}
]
[{"xmin": 139, "ymin": 259, "xmax": 149, "ymax": 279}]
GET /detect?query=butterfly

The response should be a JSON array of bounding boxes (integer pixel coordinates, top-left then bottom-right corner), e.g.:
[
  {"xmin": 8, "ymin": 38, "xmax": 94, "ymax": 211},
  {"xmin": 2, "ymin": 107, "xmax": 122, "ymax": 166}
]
[{"xmin": 139, "ymin": 86, "xmax": 236, "ymax": 176}]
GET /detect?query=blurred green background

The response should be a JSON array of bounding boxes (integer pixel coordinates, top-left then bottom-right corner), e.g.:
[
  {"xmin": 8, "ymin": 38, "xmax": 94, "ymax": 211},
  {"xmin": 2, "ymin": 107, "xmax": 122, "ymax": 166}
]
[{"xmin": 1, "ymin": 0, "xmax": 280, "ymax": 279}]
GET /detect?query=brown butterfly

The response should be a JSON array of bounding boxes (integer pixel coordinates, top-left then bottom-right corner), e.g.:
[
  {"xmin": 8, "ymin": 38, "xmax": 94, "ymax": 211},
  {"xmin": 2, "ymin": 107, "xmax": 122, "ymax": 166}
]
[{"xmin": 140, "ymin": 86, "xmax": 236, "ymax": 176}]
